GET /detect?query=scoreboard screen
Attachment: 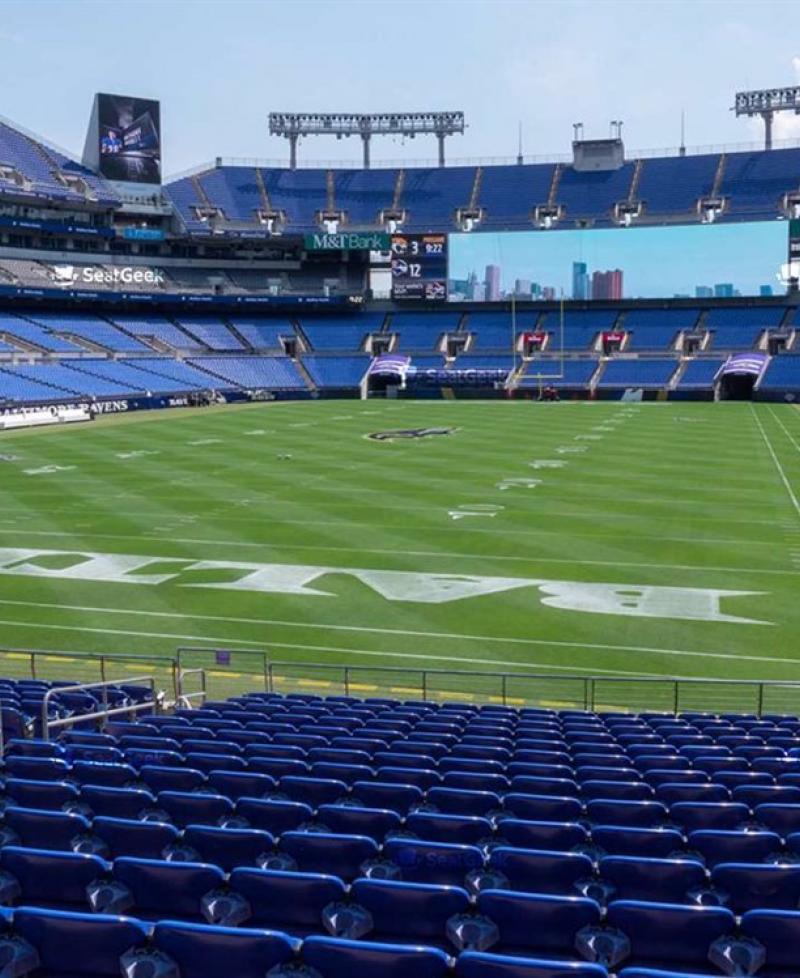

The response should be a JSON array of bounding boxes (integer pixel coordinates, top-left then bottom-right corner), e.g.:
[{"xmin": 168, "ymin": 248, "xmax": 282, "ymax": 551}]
[{"xmin": 391, "ymin": 234, "xmax": 448, "ymax": 301}]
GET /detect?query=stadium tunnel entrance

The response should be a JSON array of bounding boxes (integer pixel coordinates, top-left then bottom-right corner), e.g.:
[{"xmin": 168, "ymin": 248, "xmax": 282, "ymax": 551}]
[
  {"xmin": 718, "ymin": 372, "xmax": 756, "ymax": 400},
  {"xmin": 365, "ymin": 375, "xmax": 400, "ymax": 398}
]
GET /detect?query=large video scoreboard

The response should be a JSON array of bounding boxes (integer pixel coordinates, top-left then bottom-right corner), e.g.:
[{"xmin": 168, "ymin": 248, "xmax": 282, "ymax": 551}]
[{"xmin": 391, "ymin": 234, "xmax": 448, "ymax": 301}]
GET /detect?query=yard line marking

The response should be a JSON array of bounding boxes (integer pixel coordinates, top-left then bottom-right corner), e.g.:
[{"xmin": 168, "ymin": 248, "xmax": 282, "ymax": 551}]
[
  {"xmin": 750, "ymin": 405, "xmax": 800, "ymax": 520},
  {"xmin": 0, "ymin": 602, "xmax": 792, "ymax": 668},
  {"xmin": 767, "ymin": 405, "xmax": 800, "ymax": 456},
  {"xmin": 0, "ymin": 531, "xmax": 795, "ymax": 577}
]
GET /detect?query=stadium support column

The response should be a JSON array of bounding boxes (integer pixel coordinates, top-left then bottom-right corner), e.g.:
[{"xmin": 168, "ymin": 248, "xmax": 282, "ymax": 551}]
[
  {"xmin": 362, "ymin": 133, "xmax": 371, "ymax": 169},
  {"xmin": 762, "ymin": 110, "xmax": 773, "ymax": 151},
  {"xmin": 437, "ymin": 132, "xmax": 446, "ymax": 167},
  {"xmin": 289, "ymin": 134, "xmax": 299, "ymax": 169}
]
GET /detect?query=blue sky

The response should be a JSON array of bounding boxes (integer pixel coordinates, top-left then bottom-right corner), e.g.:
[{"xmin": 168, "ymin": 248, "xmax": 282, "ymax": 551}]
[
  {"xmin": 0, "ymin": 0, "xmax": 799, "ymax": 176},
  {"xmin": 449, "ymin": 222, "xmax": 788, "ymax": 297}
]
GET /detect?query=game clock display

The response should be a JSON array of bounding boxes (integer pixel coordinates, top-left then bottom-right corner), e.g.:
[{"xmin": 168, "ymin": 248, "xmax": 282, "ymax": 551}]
[{"xmin": 391, "ymin": 234, "xmax": 448, "ymax": 300}]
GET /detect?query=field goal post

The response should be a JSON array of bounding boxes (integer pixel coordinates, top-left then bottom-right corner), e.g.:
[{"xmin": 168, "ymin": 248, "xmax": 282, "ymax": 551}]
[{"xmin": 509, "ymin": 293, "xmax": 566, "ymax": 394}]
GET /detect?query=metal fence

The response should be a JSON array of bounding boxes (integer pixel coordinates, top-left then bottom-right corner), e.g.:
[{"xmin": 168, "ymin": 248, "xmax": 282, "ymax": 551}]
[
  {"xmin": 0, "ymin": 648, "xmax": 178, "ymax": 699},
  {"xmin": 261, "ymin": 660, "xmax": 800, "ymax": 716},
  {"xmin": 176, "ymin": 646, "xmax": 270, "ymax": 702},
  {"xmin": 3, "ymin": 646, "xmax": 800, "ymax": 717}
]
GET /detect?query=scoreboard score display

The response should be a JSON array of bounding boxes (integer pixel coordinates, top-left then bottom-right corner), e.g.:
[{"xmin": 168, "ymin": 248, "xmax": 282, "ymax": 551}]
[{"xmin": 391, "ymin": 234, "xmax": 448, "ymax": 300}]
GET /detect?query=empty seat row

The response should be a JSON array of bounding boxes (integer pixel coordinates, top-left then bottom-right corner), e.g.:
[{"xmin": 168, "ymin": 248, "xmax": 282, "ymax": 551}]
[
  {"xmin": 0, "ymin": 903, "xmax": 642, "ymax": 978},
  {"xmin": 0, "ymin": 852, "xmax": 799, "ymax": 977},
  {"xmin": 6, "ymin": 808, "xmax": 800, "ymax": 914}
]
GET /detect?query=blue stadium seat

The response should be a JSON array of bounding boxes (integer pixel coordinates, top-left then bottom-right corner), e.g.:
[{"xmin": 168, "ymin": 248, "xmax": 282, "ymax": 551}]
[
  {"xmin": 503, "ymin": 795, "xmax": 583, "ymax": 822},
  {"xmin": 3, "ymin": 777, "xmax": 80, "ymax": 811},
  {"xmin": 375, "ymin": 766, "xmax": 441, "ymax": 790},
  {"xmin": 8, "ymin": 906, "xmax": 148, "ymax": 978},
  {"xmin": 105, "ymin": 856, "xmax": 225, "ymax": 922},
  {"xmin": 346, "ymin": 878, "xmax": 471, "ymax": 948},
  {"xmin": 487, "ymin": 848, "xmax": 593, "ymax": 896},
  {"xmin": 229, "ymin": 867, "xmax": 346, "ymax": 935},
  {"xmin": 427, "ymin": 787, "xmax": 501, "ymax": 817},
  {"xmin": 655, "ymin": 784, "xmax": 729, "ymax": 806},
  {"xmin": 443, "ymin": 772, "xmax": 511, "ymax": 793},
  {"xmin": 235, "ymin": 797, "xmax": 314, "ymax": 834},
  {"xmin": 2, "ymin": 806, "xmax": 93, "ymax": 852},
  {"xmin": 179, "ymin": 825, "xmax": 274, "ymax": 872},
  {"xmin": 641, "ymin": 770, "xmax": 708, "ymax": 788},
  {"xmin": 581, "ymin": 781, "xmax": 654, "ymax": 801},
  {"xmin": 754, "ymin": 803, "xmax": 800, "ymax": 836},
  {"xmin": 4, "ymin": 756, "xmax": 70, "ymax": 782},
  {"xmin": 156, "ymin": 790, "xmax": 235, "ymax": 827},
  {"xmin": 406, "ymin": 812, "xmax": 493, "ymax": 846},
  {"xmin": 455, "ymin": 951, "xmax": 609, "ymax": 978},
  {"xmin": 299, "ymin": 935, "xmax": 451, "ymax": 978},
  {"xmin": 93, "ymin": 816, "xmax": 180, "ymax": 860},
  {"xmin": 383, "ymin": 839, "xmax": 484, "ymax": 886},
  {"xmin": 207, "ymin": 769, "xmax": 276, "ymax": 800},
  {"xmin": 585, "ymin": 800, "xmax": 668, "ymax": 828},
  {"xmin": 670, "ymin": 802, "xmax": 750, "ymax": 833},
  {"xmin": 316, "ymin": 804, "xmax": 402, "ymax": 843},
  {"xmin": 271, "ymin": 831, "xmax": 379, "ymax": 880},
  {"xmin": 6, "ymin": 739, "xmax": 63, "ymax": 758},
  {"xmin": 138, "ymin": 764, "xmax": 206, "ymax": 794},
  {"xmin": 599, "ymin": 901, "xmax": 735, "ymax": 971},
  {"xmin": 351, "ymin": 780, "xmax": 424, "ymax": 813},
  {"xmin": 81, "ymin": 785, "xmax": 157, "ymax": 820},
  {"xmin": 497, "ymin": 819, "xmax": 589, "ymax": 852},
  {"xmin": 151, "ymin": 919, "xmax": 298, "ymax": 978},
  {"xmin": 599, "ymin": 856, "xmax": 706, "ymax": 904},
  {"xmin": 310, "ymin": 761, "xmax": 375, "ymax": 784},
  {"xmin": 70, "ymin": 761, "xmax": 137, "ymax": 788},
  {"xmin": 124, "ymin": 748, "xmax": 185, "ymax": 768},
  {"xmin": 477, "ymin": 889, "xmax": 601, "ymax": 958},
  {"xmin": 575, "ymin": 767, "xmax": 641, "ymax": 784},
  {"xmin": 734, "ymin": 785, "xmax": 800, "ymax": 808},
  {"xmin": 590, "ymin": 826, "xmax": 684, "ymax": 859},
  {"xmin": 741, "ymin": 908, "xmax": 800, "ymax": 978},
  {"xmin": 0, "ymin": 846, "xmax": 106, "ymax": 912},
  {"xmin": 711, "ymin": 863, "xmax": 800, "ymax": 912},
  {"xmin": 688, "ymin": 829, "xmax": 783, "ymax": 867},
  {"xmin": 279, "ymin": 776, "xmax": 348, "ymax": 807},
  {"xmin": 186, "ymin": 752, "xmax": 247, "ymax": 775}
]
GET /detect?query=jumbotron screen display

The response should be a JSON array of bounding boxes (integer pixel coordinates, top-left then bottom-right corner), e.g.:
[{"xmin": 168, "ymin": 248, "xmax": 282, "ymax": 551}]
[
  {"xmin": 97, "ymin": 93, "xmax": 161, "ymax": 185},
  {"xmin": 391, "ymin": 234, "xmax": 448, "ymax": 300}
]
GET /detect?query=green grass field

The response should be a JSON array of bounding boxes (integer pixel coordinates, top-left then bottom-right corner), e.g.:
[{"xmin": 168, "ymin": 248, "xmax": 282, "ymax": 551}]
[{"xmin": 1, "ymin": 398, "xmax": 799, "ymax": 713}]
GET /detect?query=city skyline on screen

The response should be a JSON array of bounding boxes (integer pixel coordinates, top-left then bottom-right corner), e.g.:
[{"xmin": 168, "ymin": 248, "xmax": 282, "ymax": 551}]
[{"xmin": 448, "ymin": 221, "xmax": 787, "ymax": 301}]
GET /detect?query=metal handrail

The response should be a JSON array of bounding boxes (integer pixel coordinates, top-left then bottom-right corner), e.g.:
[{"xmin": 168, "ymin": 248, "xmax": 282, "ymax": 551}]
[
  {"xmin": 176, "ymin": 645, "xmax": 270, "ymax": 693},
  {"xmin": 41, "ymin": 676, "xmax": 159, "ymax": 741},
  {"xmin": 177, "ymin": 668, "xmax": 207, "ymax": 708}
]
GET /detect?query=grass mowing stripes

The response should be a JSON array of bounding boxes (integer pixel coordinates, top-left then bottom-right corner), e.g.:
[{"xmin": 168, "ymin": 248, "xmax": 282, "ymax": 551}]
[{"xmin": 0, "ymin": 399, "xmax": 798, "ymax": 710}]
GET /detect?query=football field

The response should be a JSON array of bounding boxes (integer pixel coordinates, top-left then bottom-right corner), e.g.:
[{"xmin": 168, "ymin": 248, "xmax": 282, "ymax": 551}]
[{"xmin": 1, "ymin": 398, "xmax": 799, "ymax": 712}]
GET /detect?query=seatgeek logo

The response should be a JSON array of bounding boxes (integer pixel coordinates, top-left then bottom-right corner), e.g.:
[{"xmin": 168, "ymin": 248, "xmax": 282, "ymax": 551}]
[{"xmin": 53, "ymin": 265, "xmax": 165, "ymax": 287}]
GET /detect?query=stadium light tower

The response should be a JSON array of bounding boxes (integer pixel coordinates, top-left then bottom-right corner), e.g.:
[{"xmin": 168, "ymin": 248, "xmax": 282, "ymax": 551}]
[
  {"xmin": 733, "ymin": 87, "xmax": 800, "ymax": 150},
  {"xmin": 268, "ymin": 112, "xmax": 466, "ymax": 169}
]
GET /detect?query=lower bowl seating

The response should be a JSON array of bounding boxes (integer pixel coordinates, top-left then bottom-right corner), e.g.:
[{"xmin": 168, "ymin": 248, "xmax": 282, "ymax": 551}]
[{"xmin": 0, "ymin": 681, "xmax": 799, "ymax": 976}]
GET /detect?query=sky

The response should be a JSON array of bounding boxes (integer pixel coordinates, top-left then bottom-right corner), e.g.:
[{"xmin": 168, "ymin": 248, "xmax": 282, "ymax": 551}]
[
  {"xmin": 448, "ymin": 222, "xmax": 788, "ymax": 298},
  {"xmin": 0, "ymin": 0, "xmax": 799, "ymax": 177}
]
